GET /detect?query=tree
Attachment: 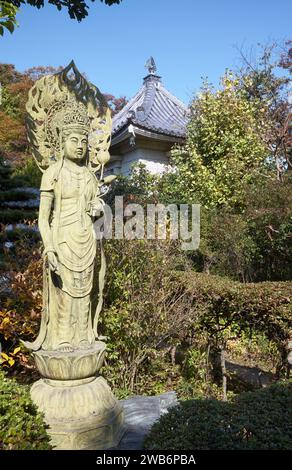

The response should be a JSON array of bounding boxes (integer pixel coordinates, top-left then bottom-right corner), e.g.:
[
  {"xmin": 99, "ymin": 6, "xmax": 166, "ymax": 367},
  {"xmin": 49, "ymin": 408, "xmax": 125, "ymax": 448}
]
[
  {"xmin": 103, "ymin": 93, "xmax": 127, "ymax": 116},
  {"xmin": 6, "ymin": 0, "xmax": 122, "ymax": 23},
  {"xmin": 279, "ymin": 40, "xmax": 292, "ymax": 74},
  {"xmin": 171, "ymin": 72, "xmax": 269, "ymax": 209},
  {"xmin": 0, "ymin": 65, "xmax": 61, "ymax": 120},
  {"xmin": 0, "ymin": 63, "xmax": 22, "ymax": 85},
  {"xmin": 0, "ymin": 1, "xmax": 18, "ymax": 36},
  {"xmin": 0, "ymin": 111, "xmax": 26, "ymax": 153},
  {"xmin": 279, "ymin": 40, "xmax": 292, "ymax": 168},
  {"xmin": 237, "ymin": 43, "xmax": 292, "ymax": 178},
  {"xmin": 24, "ymin": 65, "xmax": 63, "ymax": 81}
]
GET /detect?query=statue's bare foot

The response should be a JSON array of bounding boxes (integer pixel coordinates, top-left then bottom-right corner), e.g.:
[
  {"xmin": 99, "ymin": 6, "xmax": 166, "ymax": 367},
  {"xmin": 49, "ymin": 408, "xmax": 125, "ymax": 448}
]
[
  {"xmin": 57, "ymin": 343, "xmax": 74, "ymax": 352},
  {"xmin": 79, "ymin": 340, "xmax": 90, "ymax": 350}
]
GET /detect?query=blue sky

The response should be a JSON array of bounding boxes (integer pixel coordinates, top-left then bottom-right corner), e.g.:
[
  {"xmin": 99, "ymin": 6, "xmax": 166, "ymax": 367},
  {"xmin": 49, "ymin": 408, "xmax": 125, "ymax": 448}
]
[{"xmin": 0, "ymin": 0, "xmax": 291, "ymax": 104}]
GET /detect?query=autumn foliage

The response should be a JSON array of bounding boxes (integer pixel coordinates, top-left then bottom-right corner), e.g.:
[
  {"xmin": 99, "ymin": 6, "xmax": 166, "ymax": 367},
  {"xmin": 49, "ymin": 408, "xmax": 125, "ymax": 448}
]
[{"xmin": 0, "ymin": 241, "xmax": 42, "ymax": 379}]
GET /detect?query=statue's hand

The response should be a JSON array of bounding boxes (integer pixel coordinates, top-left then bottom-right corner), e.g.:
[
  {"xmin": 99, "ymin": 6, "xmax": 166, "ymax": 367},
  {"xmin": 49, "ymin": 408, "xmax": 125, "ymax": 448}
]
[
  {"xmin": 47, "ymin": 251, "xmax": 60, "ymax": 275},
  {"xmin": 89, "ymin": 198, "xmax": 104, "ymax": 217}
]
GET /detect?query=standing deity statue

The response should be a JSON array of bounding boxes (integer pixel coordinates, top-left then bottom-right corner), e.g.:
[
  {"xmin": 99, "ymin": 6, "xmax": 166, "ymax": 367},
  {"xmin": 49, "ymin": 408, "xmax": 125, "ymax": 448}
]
[
  {"xmin": 24, "ymin": 62, "xmax": 124, "ymax": 450},
  {"xmin": 25, "ymin": 61, "xmax": 111, "ymax": 352}
]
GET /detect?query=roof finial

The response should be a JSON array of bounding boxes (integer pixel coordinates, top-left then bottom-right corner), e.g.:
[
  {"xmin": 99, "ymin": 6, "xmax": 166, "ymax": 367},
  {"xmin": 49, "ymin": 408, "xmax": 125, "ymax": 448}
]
[{"xmin": 145, "ymin": 57, "xmax": 157, "ymax": 75}]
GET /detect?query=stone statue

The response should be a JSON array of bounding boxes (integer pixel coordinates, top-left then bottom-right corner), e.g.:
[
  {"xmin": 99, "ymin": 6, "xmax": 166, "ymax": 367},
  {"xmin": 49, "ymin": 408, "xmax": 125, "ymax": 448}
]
[{"xmin": 24, "ymin": 61, "xmax": 124, "ymax": 450}]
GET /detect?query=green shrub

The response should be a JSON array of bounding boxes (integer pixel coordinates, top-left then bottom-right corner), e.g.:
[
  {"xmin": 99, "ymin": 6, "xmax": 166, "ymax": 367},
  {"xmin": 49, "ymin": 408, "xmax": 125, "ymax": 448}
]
[
  {"xmin": 99, "ymin": 239, "xmax": 190, "ymax": 396},
  {"xmin": 194, "ymin": 179, "xmax": 292, "ymax": 282},
  {"xmin": 0, "ymin": 166, "xmax": 12, "ymax": 177},
  {"xmin": 0, "ymin": 370, "xmax": 51, "ymax": 450},
  {"xmin": 0, "ymin": 174, "xmax": 31, "ymax": 191},
  {"xmin": 0, "ymin": 209, "xmax": 38, "ymax": 224},
  {"xmin": 0, "ymin": 190, "xmax": 37, "ymax": 202},
  {"xmin": 0, "ymin": 228, "xmax": 40, "ymax": 245},
  {"xmin": 144, "ymin": 381, "xmax": 292, "ymax": 450},
  {"xmin": 178, "ymin": 271, "xmax": 292, "ymax": 345},
  {"xmin": 12, "ymin": 157, "xmax": 42, "ymax": 188}
]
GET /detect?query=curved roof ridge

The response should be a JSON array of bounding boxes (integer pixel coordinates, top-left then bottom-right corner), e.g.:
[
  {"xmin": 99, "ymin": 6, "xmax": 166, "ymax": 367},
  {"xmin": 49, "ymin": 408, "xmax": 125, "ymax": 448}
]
[
  {"xmin": 136, "ymin": 79, "xmax": 157, "ymax": 121},
  {"xmin": 159, "ymin": 85, "xmax": 189, "ymax": 114},
  {"xmin": 111, "ymin": 70, "xmax": 189, "ymax": 139},
  {"xmin": 112, "ymin": 85, "xmax": 145, "ymax": 133}
]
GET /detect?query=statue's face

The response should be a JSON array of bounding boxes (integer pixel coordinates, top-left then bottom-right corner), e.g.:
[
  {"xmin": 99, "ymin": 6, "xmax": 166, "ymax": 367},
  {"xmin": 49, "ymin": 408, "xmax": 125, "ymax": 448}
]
[{"xmin": 63, "ymin": 132, "xmax": 88, "ymax": 162}]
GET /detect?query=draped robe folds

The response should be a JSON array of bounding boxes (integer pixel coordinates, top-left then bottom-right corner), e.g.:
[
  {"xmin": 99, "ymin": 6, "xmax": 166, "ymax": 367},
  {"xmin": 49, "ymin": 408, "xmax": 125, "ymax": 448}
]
[{"xmin": 37, "ymin": 161, "xmax": 99, "ymax": 351}]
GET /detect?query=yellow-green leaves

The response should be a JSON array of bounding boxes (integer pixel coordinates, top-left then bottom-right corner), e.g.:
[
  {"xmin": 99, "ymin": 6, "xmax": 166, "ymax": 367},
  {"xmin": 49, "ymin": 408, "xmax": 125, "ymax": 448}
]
[{"xmin": 172, "ymin": 71, "xmax": 269, "ymax": 209}]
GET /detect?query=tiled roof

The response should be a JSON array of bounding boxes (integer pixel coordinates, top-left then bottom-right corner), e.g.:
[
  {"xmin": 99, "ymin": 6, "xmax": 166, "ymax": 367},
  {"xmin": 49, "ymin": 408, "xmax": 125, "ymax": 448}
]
[{"xmin": 112, "ymin": 72, "xmax": 189, "ymax": 139}]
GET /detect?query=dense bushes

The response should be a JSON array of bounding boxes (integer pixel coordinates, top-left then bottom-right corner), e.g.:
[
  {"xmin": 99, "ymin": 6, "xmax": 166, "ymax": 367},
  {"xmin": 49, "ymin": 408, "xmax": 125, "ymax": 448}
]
[
  {"xmin": 0, "ymin": 243, "xmax": 42, "ymax": 378},
  {"xmin": 193, "ymin": 177, "xmax": 292, "ymax": 282},
  {"xmin": 1, "ymin": 236, "xmax": 291, "ymax": 394},
  {"xmin": 12, "ymin": 157, "xmax": 42, "ymax": 188},
  {"xmin": 0, "ymin": 370, "xmax": 51, "ymax": 450},
  {"xmin": 99, "ymin": 239, "xmax": 191, "ymax": 395},
  {"xmin": 100, "ymin": 240, "xmax": 292, "ymax": 397},
  {"xmin": 0, "ymin": 189, "xmax": 36, "ymax": 202},
  {"xmin": 144, "ymin": 380, "xmax": 292, "ymax": 450},
  {"xmin": 107, "ymin": 163, "xmax": 292, "ymax": 283},
  {"xmin": 0, "ymin": 227, "xmax": 40, "ymax": 246},
  {"xmin": 0, "ymin": 209, "xmax": 38, "ymax": 223}
]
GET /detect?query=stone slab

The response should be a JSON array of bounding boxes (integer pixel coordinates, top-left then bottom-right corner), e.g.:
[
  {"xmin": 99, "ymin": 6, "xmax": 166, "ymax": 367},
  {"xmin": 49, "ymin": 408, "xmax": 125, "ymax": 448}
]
[{"xmin": 112, "ymin": 391, "xmax": 177, "ymax": 450}]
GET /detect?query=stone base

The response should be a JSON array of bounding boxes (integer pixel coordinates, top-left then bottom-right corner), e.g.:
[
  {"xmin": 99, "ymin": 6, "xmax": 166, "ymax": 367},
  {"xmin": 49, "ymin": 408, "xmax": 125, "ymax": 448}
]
[{"xmin": 31, "ymin": 375, "xmax": 125, "ymax": 450}]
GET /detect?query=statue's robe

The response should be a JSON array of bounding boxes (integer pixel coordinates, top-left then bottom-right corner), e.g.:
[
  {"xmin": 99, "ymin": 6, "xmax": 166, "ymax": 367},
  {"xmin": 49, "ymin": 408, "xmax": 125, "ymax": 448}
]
[{"xmin": 39, "ymin": 161, "xmax": 98, "ymax": 350}]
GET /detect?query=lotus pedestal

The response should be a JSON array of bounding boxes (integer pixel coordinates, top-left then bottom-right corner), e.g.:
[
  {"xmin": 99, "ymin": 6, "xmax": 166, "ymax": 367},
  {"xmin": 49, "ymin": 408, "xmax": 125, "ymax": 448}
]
[{"xmin": 31, "ymin": 341, "xmax": 124, "ymax": 450}]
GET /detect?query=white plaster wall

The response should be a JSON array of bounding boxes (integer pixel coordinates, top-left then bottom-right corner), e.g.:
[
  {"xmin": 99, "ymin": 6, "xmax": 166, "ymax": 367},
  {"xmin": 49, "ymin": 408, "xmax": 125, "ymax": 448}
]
[{"xmin": 121, "ymin": 148, "xmax": 169, "ymax": 176}]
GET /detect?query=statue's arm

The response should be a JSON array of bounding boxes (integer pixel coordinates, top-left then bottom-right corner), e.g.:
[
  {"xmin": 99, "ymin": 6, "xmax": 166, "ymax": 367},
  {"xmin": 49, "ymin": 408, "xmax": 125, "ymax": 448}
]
[
  {"xmin": 38, "ymin": 191, "xmax": 55, "ymax": 254},
  {"xmin": 88, "ymin": 174, "xmax": 104, "ymax": 218}
]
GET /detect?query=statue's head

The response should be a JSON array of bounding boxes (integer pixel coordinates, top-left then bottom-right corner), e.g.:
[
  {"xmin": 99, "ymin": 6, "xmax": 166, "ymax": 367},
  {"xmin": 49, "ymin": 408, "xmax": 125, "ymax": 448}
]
[
  {"xmin": 62, "ymin": 128, "xmax": 88, "ymax": 163},
  {"xmin": 61, "ymin": 102, "xmax": 90, "ymax": 163}
]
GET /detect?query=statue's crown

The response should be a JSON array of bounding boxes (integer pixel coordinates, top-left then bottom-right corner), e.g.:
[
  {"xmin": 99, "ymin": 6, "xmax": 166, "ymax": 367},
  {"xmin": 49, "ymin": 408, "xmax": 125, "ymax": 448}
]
[
  {"xmin": 62, "ymin": 98, "xmax": 90, "ymax": 132},
  {"xmin": 26, "ymin": 61, "xmax": 112, "ymax": 171}
]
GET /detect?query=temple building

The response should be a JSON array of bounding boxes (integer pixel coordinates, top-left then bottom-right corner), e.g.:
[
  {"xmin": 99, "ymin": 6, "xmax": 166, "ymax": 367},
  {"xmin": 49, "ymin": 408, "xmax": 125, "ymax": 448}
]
[{"xmin": 108, "ymin": 58, "xmax": 189, "ymax": 176}]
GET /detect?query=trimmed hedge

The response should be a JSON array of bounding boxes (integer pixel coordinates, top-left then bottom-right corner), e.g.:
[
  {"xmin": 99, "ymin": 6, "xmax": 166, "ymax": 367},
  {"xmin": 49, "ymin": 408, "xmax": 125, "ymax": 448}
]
[
  {"xmin": 176, "ymin": 271, "xmax": 292, "ymax": 345},
  {"xmin": 0, "ymin": 371, "xmax": 51, "ymax": 450},
  {"xmin": 144, "ymin": 381, "xmax": 292, "ymax": 450}
]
